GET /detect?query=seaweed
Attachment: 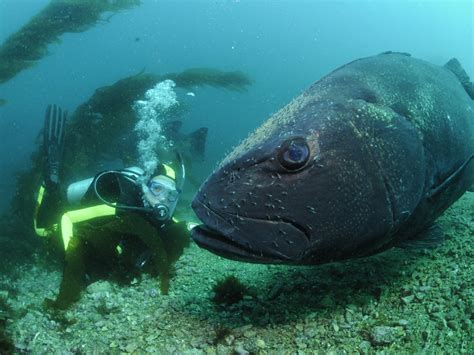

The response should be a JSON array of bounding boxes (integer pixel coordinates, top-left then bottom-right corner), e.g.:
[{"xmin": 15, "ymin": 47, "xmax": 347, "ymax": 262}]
[
  {"xmin": 212, "ymin": 275, "xmax": 249, "ymax": 306},
  {"xmin": 211, "ymin": 324, "xmax": 233, "ymax": 345},
  {"xmin": 168, "ymin": 68, "xmax": 253, "ymax": 92},
  {"xmin": 0, "ymin": 297, "xmax": 14, "ymax": 354},
  {"xmin": 0, "ymin": 0, "xmax": 140, "ymax": 84}
]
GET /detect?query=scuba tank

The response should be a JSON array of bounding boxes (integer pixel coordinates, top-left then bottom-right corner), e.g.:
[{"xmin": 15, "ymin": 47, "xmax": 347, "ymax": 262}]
[
  {"xmin": 66, "ymin": 177, "xmax": 94, "ymax": 205},
  {"xmin": 66, "ymin": 167, "xmax": 144, "ymax": 206}
]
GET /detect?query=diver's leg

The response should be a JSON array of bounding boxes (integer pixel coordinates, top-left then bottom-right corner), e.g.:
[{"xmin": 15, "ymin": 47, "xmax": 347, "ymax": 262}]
[
  {"xmin": 36, "ymin": 184, "xmax": 62, "ymax": 228},
  {"xmin": 53, "ymin": 236, "xmax": 86, "ymax": 309},
  {"xmin": 160, "ymin": 221, "xmax": 190, "ymax": 264},
  {"xmin": 115, "ymin": 216, "xmax": 171, "ymax": 294},
  {"xmin": 140, "ymin": 221, "xmax": 190, "ymax": 294},
  {"xmin": 140, "ymin": 232, "xmax": 171, "ymax": 294}
]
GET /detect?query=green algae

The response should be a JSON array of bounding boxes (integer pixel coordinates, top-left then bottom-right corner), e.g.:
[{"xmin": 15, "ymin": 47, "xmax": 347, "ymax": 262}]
[
  {"xmin": 168, "ymin": 68, "xmax": 253, "ymax": 92},
  {"xmin": 212, "ymin": 275, "xmax": 249, "ymax": 306},
  {"xmin": 0, "ymin": 0, "xmax": 140, "ymax": 84}
]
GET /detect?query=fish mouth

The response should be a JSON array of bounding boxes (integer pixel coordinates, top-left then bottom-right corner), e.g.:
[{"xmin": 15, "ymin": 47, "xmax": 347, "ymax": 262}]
[
  {"xmin": 191, "ymin": 199, "xmax": 310, "ymax": 263},
  {"xmin": 191, "ymin": 224, "xmax": 276, "ymax": 263}
]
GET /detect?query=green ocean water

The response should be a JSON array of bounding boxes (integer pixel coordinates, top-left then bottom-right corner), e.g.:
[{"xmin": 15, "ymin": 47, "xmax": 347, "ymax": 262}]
[{"xmin": 0, "ymin": 1, "xmax": 473, "ymax": 353}]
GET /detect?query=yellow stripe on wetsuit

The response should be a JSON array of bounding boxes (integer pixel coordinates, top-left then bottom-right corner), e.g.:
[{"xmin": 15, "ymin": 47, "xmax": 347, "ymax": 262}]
[
  {"xmin": 60, "ymin": 204, "xmax": 116, "ymax": 250},
  {"xmin": 34, "ymin": 185, "xmax": 57, "ymax": 237}
]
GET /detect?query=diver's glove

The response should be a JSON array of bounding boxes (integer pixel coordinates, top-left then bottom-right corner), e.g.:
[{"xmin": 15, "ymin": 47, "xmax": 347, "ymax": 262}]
[{"xmin": 43, "ymin": 104, "xmax": 67, "ymax": 187}]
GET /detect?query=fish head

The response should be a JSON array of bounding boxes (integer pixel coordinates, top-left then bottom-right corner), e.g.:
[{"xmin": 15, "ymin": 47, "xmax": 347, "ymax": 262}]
[{"xmin": 192, "ymin": 99, "xmax": 395, "ymax": 264}]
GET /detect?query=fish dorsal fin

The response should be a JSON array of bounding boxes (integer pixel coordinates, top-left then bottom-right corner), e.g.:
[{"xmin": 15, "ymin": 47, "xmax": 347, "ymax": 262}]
[
  {"xmin": 380, "ymin": 51, "xmax": 411, "ymax": 57},
  {"xmin": 444, "ymin": 58, "xmax": 474, "ymax": 99},
  {"xmin": 427, "ymin": 154, "xmax": 474, "ymax": 199}
]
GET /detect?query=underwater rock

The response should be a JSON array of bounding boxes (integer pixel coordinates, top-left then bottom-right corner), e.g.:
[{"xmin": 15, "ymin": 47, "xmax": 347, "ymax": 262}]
[
  {"xmin": 233, "ymin": 344, "xmax": 250, "ymax": 355},
  {"xmin": 86, "ymin": 280, "xmax": 113, "ymax": 296},
  {"xmin": 370, "ymin": 326, "xmax": 402, "ymax": 346}
]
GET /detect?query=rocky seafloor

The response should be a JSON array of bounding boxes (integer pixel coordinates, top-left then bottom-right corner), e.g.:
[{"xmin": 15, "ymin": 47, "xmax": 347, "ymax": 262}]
[{"xmin": 1, "ymin": 192, "xmax": 472, "ymax": 354}]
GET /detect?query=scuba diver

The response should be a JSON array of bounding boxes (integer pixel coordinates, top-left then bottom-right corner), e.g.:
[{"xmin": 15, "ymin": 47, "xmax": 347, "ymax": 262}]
[{"xmin": 34, "ymin": 104, "xmax": 193, "ymax": 309}]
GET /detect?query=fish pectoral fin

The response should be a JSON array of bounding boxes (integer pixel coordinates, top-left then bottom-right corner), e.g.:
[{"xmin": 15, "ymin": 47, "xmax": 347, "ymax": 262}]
[
  {"xmin": 427, "ymin": 154, "xmax": 474, "ymax": 199},
  {"xmin": 444, "ymin": 58, "xmax": 474, "ymax": 99},
  {"xmin": 397, "ymin": 224, "xmax": 445, "ymax": 250}
]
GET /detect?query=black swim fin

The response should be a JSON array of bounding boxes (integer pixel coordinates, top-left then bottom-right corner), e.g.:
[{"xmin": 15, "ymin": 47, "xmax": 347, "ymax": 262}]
[{"xmin": 44, "ymin": 104, "xmax": 67, "ymax": 187}]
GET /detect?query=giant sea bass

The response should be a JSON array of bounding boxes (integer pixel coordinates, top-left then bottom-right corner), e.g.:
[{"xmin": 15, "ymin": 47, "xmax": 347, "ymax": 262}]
[{"xmin": 191, "ymin": 52, "xmax": 474, "ymax": 264}]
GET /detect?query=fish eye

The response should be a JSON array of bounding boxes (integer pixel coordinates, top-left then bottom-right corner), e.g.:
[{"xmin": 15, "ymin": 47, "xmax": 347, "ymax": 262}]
[{"xmin": 278, "ymin": 138, "xmax": 310, "ymax": 171}]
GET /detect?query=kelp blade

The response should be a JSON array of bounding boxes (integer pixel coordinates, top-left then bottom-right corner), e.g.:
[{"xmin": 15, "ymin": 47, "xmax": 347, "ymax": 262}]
[{"xmin": 0, "ymin": 0, "xmax": 140, "ymax": 84}]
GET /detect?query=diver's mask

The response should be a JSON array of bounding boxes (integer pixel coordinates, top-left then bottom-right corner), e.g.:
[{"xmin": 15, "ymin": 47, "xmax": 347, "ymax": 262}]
[
  {"xmin": 142, "ymin": 175, "xmax": 179, "ymax": 221},
  {"xmin": 92, "ymin": 152, "xmax": 185, "ymax": 222}
]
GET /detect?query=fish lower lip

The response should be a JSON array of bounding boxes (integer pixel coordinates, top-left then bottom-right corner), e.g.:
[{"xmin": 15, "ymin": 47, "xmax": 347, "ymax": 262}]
[
  {"xmin": 191, "ymin": 199, "xmax": 283, "ymax": 262},
  {"xmin": 191, "ymin": 224, "xmax": 272, "ymax": 262},
  {"xmin": 192, "ymin": 198, "xmax": 309, "ymax": 263}
]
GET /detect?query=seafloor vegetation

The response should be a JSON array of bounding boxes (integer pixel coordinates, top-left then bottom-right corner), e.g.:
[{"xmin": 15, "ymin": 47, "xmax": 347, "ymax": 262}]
[
  {"xmin": 0, "ymin": 0, "xmax": 140, "ymax": 84},
  {"xmin": 0, "ymin": 191, "xmax": 472, "ymax": 353}
]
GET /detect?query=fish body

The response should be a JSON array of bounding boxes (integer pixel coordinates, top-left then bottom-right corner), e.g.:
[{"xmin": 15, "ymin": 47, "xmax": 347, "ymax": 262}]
[{"xmin": 192, "ymin": 52, "xmax": 474, "ymax": 264}]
